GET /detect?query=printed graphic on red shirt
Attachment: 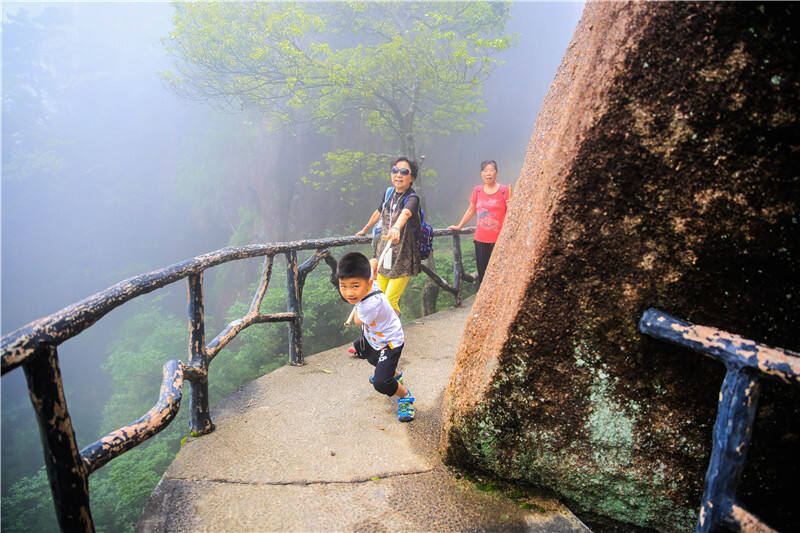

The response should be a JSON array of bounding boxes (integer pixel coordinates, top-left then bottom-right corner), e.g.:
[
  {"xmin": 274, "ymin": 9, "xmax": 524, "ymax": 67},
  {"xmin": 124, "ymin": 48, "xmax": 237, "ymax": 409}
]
[{"xmin": 477, "ymin": 209, "xmax": 501, "ymax": 232}]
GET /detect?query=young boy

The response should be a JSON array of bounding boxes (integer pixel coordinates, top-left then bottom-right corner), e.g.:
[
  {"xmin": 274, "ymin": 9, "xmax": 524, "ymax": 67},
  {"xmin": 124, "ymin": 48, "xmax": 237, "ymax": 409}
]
[{"xmin": 337, "ymin": 252, "xmax": 415, "ymax": 422}]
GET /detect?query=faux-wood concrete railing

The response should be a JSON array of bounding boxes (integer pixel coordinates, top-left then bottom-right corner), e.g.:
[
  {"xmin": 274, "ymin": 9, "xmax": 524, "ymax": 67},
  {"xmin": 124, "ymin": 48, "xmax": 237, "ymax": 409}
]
[{"xmin": 0, "ymin": 229, "xmax": 476, "ymax": 532}]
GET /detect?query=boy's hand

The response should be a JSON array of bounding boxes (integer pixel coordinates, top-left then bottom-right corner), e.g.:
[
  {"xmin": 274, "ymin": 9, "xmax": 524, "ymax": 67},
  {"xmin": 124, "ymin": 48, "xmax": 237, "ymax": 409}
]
[{"xmin": 345, "ymin": 308, "xmax": 363, "ymax": 327}]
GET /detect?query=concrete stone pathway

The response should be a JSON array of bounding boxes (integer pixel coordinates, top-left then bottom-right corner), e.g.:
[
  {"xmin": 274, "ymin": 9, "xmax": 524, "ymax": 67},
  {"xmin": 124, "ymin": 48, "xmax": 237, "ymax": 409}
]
[{"xmin": 137, "ymin": 297, "xmax": 591, "ymax": 532}]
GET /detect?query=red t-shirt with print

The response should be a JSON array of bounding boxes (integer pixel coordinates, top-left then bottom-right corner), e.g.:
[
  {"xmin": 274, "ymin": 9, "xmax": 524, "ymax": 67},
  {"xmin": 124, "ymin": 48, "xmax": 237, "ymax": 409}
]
[{"xmin": 471, "ymin": 184, "xmax": 509, "ymax": 243}]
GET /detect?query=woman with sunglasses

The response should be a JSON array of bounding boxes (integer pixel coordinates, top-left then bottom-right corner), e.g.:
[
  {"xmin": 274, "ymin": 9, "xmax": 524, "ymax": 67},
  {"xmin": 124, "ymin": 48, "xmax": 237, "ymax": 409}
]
[
  {"xmin": 356, "ymin": 157, "xmax": 422, "ymax": 316},
  {"xmin": 448, "ymin": 160, "xmax": 512, "ymax": 285}
]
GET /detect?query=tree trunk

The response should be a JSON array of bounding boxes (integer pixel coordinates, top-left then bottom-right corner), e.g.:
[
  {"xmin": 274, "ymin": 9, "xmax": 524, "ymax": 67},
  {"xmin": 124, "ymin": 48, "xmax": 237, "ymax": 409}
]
[{"xmin": 399, "ymin": 110, "xmax": 440, "ymax": 316}]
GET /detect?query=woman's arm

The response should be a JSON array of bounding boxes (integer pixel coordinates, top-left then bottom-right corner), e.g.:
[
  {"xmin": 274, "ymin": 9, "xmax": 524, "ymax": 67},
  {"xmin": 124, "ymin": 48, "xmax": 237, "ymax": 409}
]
[
  {"xmin": 356, "ymin": 209, "xmax": 381, "ymax": 236},
  {"xmin": 448, "ymin": 203, "xmax": 477, "ymax": 230},
  {"xmin": 507, "ymin": 184, "xmax": 513, "ymax": 202},
  {"xmin": 386, "ymin": 208, "xmax": 413, "ymax": 244}
]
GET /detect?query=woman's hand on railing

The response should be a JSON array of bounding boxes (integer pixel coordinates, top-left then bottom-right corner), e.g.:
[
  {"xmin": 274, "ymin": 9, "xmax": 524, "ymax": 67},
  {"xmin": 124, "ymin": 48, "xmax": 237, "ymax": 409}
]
[
  {"xmin": 447, "ymin": 225, "xmax": 462, "ymax": 231},
  {"xmin": 355, "ymin": 228, "xmax": 368, "ymax": 236}
]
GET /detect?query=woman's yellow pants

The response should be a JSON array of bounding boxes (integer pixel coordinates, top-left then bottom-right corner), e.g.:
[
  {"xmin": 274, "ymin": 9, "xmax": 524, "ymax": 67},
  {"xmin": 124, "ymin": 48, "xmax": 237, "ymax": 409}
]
[{"xmin": 376, "ymin": 274, "xmax": 410, "ymax": 314}]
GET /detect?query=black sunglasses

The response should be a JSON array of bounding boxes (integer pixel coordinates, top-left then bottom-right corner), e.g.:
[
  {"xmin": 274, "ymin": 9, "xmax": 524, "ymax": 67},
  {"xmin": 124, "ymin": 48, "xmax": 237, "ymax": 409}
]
[{"xmin": 390, "ymin": 167, "xmax": 411, "ymax": 176}]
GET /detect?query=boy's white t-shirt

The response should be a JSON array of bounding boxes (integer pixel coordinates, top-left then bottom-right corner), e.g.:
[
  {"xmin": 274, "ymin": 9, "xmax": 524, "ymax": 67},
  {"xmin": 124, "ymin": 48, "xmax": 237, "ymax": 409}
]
[{"xmin": 356, "ymin": 281, "xmax": 404, "ymax": 350}]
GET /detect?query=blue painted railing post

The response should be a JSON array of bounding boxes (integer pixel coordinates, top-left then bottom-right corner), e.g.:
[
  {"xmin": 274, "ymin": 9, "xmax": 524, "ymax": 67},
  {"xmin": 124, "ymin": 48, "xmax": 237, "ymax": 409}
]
[
  {"xmin": 696, "ymin": 367, "xmax": 761, "ymax": 532},
  {"xmin": 286, "ymin": 250, "xmax": 303, "ymax": 366},
  {"xmin": 23, "ymin": 344, "xmax": 94, "ymax": 531},
  {"xmin": 187, "ymin": 273, "xmax": 214, "ymax": 435},
  {"xmin": 639, "ymin": 308, "xmax": 798, "ymax": 533}
]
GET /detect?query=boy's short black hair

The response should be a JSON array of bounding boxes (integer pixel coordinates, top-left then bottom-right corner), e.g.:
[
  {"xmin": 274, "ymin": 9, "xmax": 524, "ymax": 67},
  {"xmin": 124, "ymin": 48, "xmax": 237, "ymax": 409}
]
[{"xmin": 337, "ymin": 252, "xmax": 372, "ymax": 281}]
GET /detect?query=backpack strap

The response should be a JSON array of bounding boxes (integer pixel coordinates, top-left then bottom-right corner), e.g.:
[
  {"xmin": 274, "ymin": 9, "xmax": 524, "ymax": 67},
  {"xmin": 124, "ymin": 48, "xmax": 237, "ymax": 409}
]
[{"xmin": 380, "ymin": 186, "xmax": 395, "ymax": 212}]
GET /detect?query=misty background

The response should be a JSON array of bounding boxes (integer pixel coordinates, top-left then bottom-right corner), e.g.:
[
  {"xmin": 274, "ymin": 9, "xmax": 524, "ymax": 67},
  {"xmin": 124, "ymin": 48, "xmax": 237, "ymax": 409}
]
[{"xmin": 1, "ymin": 2, "xmax": 583, "ymax": 531}]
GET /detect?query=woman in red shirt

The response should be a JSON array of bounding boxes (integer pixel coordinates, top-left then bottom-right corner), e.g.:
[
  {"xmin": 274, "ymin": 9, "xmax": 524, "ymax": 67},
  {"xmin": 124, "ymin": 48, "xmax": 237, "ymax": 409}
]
[{"xmin": 448, "ymin": 160, "xmax": 512, "ymax": 285}]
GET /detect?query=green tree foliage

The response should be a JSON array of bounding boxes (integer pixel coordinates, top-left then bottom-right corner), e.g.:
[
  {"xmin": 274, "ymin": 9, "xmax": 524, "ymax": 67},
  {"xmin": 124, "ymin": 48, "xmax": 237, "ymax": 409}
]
[
  {"xmin": 89, "ymin": 440, "xmax": 179, "ymax": 532},
  {"xmin": 101, "ymin": 301, "xmax": 187, "ymax": 431},
  {"xmin": 0, "ymin": 469, "xmax": 58, "ymax": 533},
  {"xmin": 163, "ymin": 1, "xmax": 513, "ymax": 194}
]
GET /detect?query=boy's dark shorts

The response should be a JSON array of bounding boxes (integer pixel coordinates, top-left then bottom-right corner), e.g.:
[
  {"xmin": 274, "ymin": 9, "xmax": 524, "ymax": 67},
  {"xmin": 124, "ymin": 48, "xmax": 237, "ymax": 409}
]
[{"xmin": 353, "ymin": 334, "xmax": 404, "ymax": 397}]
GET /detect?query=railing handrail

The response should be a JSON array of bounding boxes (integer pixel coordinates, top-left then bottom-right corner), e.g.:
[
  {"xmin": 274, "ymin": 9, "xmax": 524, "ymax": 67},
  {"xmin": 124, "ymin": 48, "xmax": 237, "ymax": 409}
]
[
  {"xmin": 1, "ymin": 227, "xmax": 476, "ymax": 532},
  {"xmin": 1, "ymin": 229, "xmax": 473, "ymax": 375}
]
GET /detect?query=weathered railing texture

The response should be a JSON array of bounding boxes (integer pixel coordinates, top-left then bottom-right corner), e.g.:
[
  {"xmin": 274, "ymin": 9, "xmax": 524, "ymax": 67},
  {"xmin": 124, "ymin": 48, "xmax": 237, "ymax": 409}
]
[
  {"xmin": 639, "ymin": 308, "xmax": 800, "ymax": 533},
  {"xmin": 0, "ymin": 229, "xmax": 476, "ymax": 532}
]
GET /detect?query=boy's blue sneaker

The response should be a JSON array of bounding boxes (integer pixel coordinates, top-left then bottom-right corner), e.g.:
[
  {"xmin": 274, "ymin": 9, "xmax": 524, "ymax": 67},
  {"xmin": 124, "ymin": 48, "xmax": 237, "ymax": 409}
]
[
  {"xmin": 369, "ymin": 372, "xmax": 403, "ymax": 384},
  {"xmin": 397, "ymin": 391, "xmax": 415, "ymax": 423}
]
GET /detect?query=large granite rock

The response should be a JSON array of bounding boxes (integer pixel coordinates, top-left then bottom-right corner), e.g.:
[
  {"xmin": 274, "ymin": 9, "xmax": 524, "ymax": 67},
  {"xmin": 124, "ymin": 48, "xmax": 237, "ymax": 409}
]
[{"xmin": 440, "ymin": 2, "xmax": 799, "ymax": 532}]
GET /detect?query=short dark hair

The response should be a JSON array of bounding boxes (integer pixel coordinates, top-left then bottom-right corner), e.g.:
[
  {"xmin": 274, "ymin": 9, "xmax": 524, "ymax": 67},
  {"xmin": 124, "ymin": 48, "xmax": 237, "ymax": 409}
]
[
  {"xmin": 393, "ymin": 156, "xmax": 418, "ymax": 180},
  {"xmin": 337, "ymin": 252, "xmax": 372, "ymax": 281},
  {"xmin": 480, "ymin": 160, "xmax": 498, "ymax": 172}
]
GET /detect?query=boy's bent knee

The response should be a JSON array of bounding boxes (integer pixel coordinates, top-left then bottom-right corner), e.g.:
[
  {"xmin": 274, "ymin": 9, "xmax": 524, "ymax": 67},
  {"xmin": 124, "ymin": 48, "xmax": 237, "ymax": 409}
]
[{"xmin": 372, "ymin": 378, "xmax": 398, "ymax": 397}]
